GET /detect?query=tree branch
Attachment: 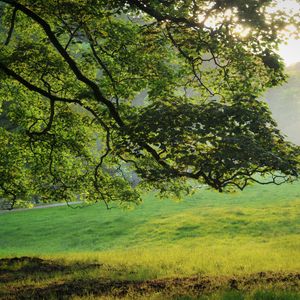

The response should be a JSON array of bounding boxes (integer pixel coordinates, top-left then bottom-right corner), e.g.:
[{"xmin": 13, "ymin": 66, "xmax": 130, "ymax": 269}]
[
  {"xmin": 0, "ymin": 0, "xmax": 124, "ymax": 127},
  {"xmin": 84, "ymin": 25, "xmax": 120, "ymax": 106},
  {"xmin": 4, "ymin": 6, "xmax": 17, "ymax": 45},
  {"xmin": 0, "ymin": 62, "xmax": 110, "ymax": 133},
  {"xmin": 127, "ymin": 0, "xmax": 201, "ymax": 28},
  {"xmin": 0, "ymin": 62, "xmax": 79, "ymax": 104}
]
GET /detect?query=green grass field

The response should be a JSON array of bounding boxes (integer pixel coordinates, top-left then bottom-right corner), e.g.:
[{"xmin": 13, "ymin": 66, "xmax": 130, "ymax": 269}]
[{"xmin": 0, "ymin": 181, "xmax": 300, "ymax": 299}]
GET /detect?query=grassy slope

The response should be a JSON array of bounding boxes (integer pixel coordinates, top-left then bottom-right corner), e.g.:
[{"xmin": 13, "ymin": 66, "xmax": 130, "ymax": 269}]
[{"xmin": 0, "ymin": 181, "xmax": 299, "ymax": 279}]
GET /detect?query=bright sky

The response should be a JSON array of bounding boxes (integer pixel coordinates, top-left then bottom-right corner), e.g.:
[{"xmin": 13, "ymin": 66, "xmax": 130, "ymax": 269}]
[
  {"xmin": 276, "ymin": 0, "xmax": 300, "ymax": 66},
  {"xmin": 278, "ymin": 39, "xmax": 300, "ymax": 66}
]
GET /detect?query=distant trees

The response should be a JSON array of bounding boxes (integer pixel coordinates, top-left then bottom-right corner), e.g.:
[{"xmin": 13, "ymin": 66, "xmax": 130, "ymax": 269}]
[{"xmin": 0, "ymin": 0, "xmax": 299, "ymax": 209}]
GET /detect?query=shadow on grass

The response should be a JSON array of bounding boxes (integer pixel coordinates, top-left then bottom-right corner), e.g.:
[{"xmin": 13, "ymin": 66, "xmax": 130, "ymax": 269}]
[{"xmin": 0, "ymin": 257, "xmax": 299, "ymax": 299}]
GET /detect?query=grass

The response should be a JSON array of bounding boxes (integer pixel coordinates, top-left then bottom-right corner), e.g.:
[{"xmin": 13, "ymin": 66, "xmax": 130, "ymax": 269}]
[
  {"xmin": 0, "ymin": 181, "xmax": 299, "ymax": 299},
  {"xmin": 0, "ymin": 256, "xmax": 299, "ymax": 299}
]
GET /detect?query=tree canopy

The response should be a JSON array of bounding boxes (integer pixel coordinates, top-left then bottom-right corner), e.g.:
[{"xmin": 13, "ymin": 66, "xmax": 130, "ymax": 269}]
[{"xmin": 0, "ymin": 0, "xmax": 299, "ymax": 209}]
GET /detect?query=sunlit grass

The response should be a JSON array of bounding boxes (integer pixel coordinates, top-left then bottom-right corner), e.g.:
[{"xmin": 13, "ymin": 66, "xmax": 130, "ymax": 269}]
[{"xmin": 41, "ymin": 236, "xmax": 298, "ymax": 281}]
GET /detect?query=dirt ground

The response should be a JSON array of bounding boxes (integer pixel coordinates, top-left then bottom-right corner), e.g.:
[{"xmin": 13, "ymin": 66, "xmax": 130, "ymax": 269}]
[{"xmin": 0, "ymin": 257, "xmax": 299, "ymax": 299}]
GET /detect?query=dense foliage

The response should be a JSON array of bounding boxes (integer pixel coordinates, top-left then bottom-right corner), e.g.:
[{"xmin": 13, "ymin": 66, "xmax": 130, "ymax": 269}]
[{"xmin": 0, "ymin": 0, "xmax": 299, "ymax": 209}]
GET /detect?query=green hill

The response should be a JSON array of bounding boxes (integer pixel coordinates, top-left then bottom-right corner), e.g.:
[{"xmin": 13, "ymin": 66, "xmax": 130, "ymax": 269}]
[
  {"xmin": 1, "ymin": 181, "xmax": 299, "ymax": 277},
  {"xmin": 1, "ymin": 176, "xmax": 299, "ymax": 299},
  {"xmin": 266, "ymin": 62, "xmax": 300, "ymax": 145}
]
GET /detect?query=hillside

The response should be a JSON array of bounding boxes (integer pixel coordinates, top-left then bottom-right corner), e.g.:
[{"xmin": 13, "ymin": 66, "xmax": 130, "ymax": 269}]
[
  {"xmin": 266, "ymin": 62, "xmax": 300, "ymax": 145},
  {"xmin": 1, "ymin": 181, "xmax": 299, "ymax": 262},
  {"xmin": 0, "ymin": 181, "xmax": 299, "ymax": 298}
]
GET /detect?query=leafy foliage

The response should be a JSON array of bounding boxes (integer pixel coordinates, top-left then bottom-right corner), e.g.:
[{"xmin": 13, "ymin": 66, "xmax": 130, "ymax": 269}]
[{"xmin": 0, "ymin": 0, "xmax": 299, "ymax": 208}]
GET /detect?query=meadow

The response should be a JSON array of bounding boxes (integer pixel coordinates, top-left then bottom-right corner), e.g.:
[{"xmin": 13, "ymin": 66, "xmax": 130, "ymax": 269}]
[{"xmin": 0, "ymin": 181, "xmax": 299, "ymax": 299}]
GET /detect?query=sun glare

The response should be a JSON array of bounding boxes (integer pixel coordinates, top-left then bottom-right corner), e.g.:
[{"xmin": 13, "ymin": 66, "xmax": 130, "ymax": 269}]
[{"xmin": 278, "ymin": 38, "xmax": 300, "ymax": 66}]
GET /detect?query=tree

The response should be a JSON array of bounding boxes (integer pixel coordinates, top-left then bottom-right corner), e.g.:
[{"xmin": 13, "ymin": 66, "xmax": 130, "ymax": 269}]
[{"xmin": 0, "ymin": 0, "xmax": 299, "ymax": 209}]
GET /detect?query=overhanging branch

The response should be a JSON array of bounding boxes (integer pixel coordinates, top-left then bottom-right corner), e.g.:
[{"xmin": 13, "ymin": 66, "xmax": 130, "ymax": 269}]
[
  {"xmin": 4, "ymin": 6, "xmax": 17, "ymax": 45},
  {"xmin": 0, "ymin": 0, "xmax": 124, "ymax": 127}
]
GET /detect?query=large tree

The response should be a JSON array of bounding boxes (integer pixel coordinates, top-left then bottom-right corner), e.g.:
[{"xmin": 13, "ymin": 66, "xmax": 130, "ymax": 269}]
[{"xmin": 0, "ymin": 0, "xmax": 299, "ymax": 209}]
